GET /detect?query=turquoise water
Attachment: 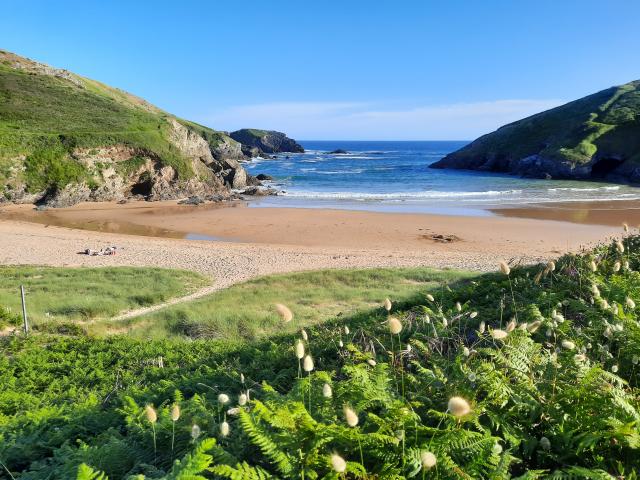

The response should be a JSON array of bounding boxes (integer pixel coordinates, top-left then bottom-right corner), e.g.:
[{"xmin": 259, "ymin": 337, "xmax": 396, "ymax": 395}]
[{"xmin": 244, "ymin": 141, "xmax": 640, "ymax": 214}]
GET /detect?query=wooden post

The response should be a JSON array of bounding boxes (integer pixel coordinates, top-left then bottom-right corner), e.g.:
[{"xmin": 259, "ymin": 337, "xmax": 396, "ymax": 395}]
[{"xmin": 20, "ymin": 285, "xmax": 28, "ymax": 335}]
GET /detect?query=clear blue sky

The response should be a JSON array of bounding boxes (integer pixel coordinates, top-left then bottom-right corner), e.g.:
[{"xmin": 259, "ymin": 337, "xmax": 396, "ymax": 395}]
[{"xmin": 2, "ymin": 0, "xmax": 639, "ymax": 139}]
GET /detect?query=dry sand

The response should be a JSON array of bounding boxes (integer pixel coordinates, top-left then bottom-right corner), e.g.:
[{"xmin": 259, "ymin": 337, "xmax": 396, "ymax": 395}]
[{"xmin": 0, "ymin": 201, "xmax": 628, "ymax": 292}]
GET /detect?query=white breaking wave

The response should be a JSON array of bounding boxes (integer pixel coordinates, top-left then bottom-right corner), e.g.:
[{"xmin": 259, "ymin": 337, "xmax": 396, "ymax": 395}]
[
  {"xmin": 283, "ymin": 189, "xmax": 524, "ymax": 200},
  {"xmin": 547, "ymin": 186, "xmax": 620, "ymax": 192}
]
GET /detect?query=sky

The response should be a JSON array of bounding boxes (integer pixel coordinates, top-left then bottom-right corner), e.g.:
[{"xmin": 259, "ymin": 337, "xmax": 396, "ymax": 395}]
[{"xmin": 1, "ymin": 0, "xmax": 639, "ymax": 140}]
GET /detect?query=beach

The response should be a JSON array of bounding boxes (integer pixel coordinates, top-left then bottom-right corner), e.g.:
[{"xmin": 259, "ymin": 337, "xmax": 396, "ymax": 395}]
[{"xmin": 0, "ymin": 200, "xmax": 630, "ymax": 291}]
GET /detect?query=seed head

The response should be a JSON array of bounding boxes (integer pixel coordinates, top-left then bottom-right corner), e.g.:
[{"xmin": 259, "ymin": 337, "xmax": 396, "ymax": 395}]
[
  {"xmin": 561, "ymin": 339, "xmax": 575, "ymax": 350},
  {"xmin": 301, "ymin": 329, "xmax": 308, "ymax": 341},
  {"xmin": 144, "ymin": 405, "xmax": 157, "ymax": 424},
  {"xmin": 616, "ymin": 240, "xmax": 625, "ymax": 253},
  {"xmin": 344, "ymin": 326, "xmax": 350, "ymax": 335},
  {"xmin": 388, "ymin": 316, "xmax": 403, "ymax": 334},
  {"xmin": 478, "ymin": 320, "xmax": 486, "ymax": 334},
  {"xmin": 499, "ymin": 261, "xmax": 511, "ymax": 276},
  {"xmin": 191, "ymin": 424, "xmax": 201, "ymax": 440},
  {"xmin": 275, "ymin": 303, "xmax": 293, "ymax": 322},
  {"xmin": 240, "ymin": 373, "xmax": 245, "ymax": 384},
  {"xmin": 171, "ymin": 404, "xmax": 181, "ymax": 422},
  {"xmin": 626, "ymin": 297, "xmax": 636, "ymax": 309},
  {"xmin": 322, "ymin": 383, "xmax": 333, "ymax": 398},
  {"xmin": 527, "ymin": 320, "xmax": 543, "ymax": 333},
  {"xmin": 384, "ymin": 298, "xmax": 392, "ymax": 312},
  {"xmin": 506, "ymin": 320, "xmax": 516, "ymax": 332},
  {"xmin": 303, "ymin": 354, "xmax": 314, "ymax": 372},
  {"xmin": 343, "ymin": 405, "xmax": 359, "ymax": 427},
  {"xmin": 218, "ymin": 393, "xmax": 230, "ymax": 405},
  {"xmin": 613, "ymin": 261, "xmax": 621, "ymax": 272},
  {"xmin": 448, "ymin": 396, "xmax": 471, "ymax": 417},
  {"xmin": 455, "ymin": 302, "xmax": 462, "ymax": 312},
  {"xmin": 238, "ymin": 393, "xmax": 248, "ymax": 406},
  {"xmin": 220, "ymin": 421, "xmax": 230, "ymax": 437},
  {"xmin": 490, "ymin": 329, "xmax": 508, "ymax": 340},
  {"xmin": 623, "ymin": 222, "xmax": 629, "ymax": 233},
  {"xmin": 611, "ymin": 364, "xmax": 619, "ymax": 373},
  {"xmin": 469, "ymin": 311, "xmax": 478, "ymax": 319},
  {"xmin": 540, "ymin": 436, "xmax": 551, "ymax": 450},
  {"xmin": 330, "ymin": 453, "xmax": 347, "ymax": 473},
  {"xmin": 589, "ymin": 260, "xmax": 597, "ymax": 272},
  {"xmin": 547, "ymin": 261, "xmax": 556, "ymax": 272},
  {"xmin": 492, "ymin": 443, "xmax": 503, "ymax": 455},
  {"xmin": 295, "ymin": 339, "xmax": 305, "ymax": 359},
  {"xmin": 463, "ymin": 347, "xmax": 470, "ymax": 357},
  {"xmin": 367, "ymin": 358, "xmax": 377, "ymax": 366},
  {"xmin": 426, "ymin": 293, "xmax": 435, "ymax": 302},
  {"xmin": 338, "ymin": 339, "xmax": 344, "ymax": 347},
  {"xmin": 420, "ymin": 451, "xmax": 437, "ymax": 469}
]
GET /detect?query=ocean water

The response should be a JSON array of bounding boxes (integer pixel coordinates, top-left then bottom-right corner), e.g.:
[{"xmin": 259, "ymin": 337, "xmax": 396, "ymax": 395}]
[{"xmin": 244, "ymin": 140, "xmax": 640, "ymax": 214}]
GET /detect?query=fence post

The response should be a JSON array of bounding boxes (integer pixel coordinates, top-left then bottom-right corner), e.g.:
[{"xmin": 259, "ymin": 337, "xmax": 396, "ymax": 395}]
[{"xmin": 20, "ymin": 285, "xmax": 28, "ymax": 335}]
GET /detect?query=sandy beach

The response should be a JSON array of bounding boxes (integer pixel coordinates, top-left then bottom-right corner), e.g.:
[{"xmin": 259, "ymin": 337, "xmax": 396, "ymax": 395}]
[{"xmin": 0, "ymin": 200, "xmax": 630, "ymax": 291}]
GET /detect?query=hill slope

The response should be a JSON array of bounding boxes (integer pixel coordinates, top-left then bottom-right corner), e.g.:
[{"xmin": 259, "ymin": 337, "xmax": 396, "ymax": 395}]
[
  {"xmin": 0, "ymin": 50, "xmax": 259, "ymax": 206},
  {"xmin": 431, "ymin": 80, "xmax": 640, "ymax": 182}
]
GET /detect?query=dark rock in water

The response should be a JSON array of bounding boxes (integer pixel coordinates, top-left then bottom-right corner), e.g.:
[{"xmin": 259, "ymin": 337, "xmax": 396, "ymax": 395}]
[
  {"xmin": 230, "ymin": 129, "xmax": 304, "ymax": 154},
  {"xmin": 430, "ymin": 79, "xmax": 640, "ymax": 184},
  {"xmin": 327, "ymin": 149, "xmax": 349, "ymax": 154},
  {"xmin": 256, "ymin": 174, "xmax": 274, "ymax": 180},
  {"xmin": 245, "ymin": 175, "xmax": 263, "ymax": 186},
  {"xmin": 178, "ymin": 196, "xmax": 205, "ymax": 206}
]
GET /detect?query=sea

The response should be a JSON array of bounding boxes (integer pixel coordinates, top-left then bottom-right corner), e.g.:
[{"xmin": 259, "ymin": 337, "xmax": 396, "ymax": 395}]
[{"xmin": 244, "ymin": 140, "xmax": 640, "ymax": 215}]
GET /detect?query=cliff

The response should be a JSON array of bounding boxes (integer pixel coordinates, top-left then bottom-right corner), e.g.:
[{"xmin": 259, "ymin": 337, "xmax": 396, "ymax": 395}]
[
  {"xmin": 431, "ymin": 80, "xmax": 640, "ymax": 182},
  {"xmin": 229, "ymin": 128, "xmax": 304, "ymax": 157}
]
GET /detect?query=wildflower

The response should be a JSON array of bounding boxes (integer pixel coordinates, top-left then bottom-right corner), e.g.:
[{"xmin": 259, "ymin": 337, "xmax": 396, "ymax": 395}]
[
  {"xmin": 612, "ymin": 364, "xmax": 619, "ymax": 373},
  {"xmin": 463, "ymin": 346, "xmax": 470, "ymax": 357},
  {"xmin": 227, "ymin": 407, "xmax": 240, "ymax": 416},
  {"xmin": 499, "ymin": 261, "xmax": 511, "ymax": 275},
  {"xmin": 144, "ymin": 405, "xmax": 157, "ymax": 424},
  {"xmin": 613, "ymin": 261, "xmax": 621, "ymax": 272},
  {"xmin": 191, "ymin": 424, "xmax": 201, "ymax": 440},
  {"xmin": 420, "ymin": 451, "xmax": 437, "ymax": 469},
  {"xmin": 343, "ymin": 405, "xmax": 359, "ymax": 427},
  {"xmin": 527, "ymin": 320, "xmax": 543, "ymax": 333},
  {"xmin": 561, "ymin": 340, "xmax": 575, "ymax": 350},
  {"xmin": 275, "ymin": 303, "xmax": 293, "ymax": 322},
  {"xmin": 455, "ymin": 302, "xmax": 462, "ymax": 312},
  {"xmin": 303, "ymin": 355, "xmax": 314, "ymax": 372},
  {"xmin": 322, "ymin": 383, "xmax": 333, "ymax": 398},
  {"xmin": 424, "ymin": 314, "xmax": 431, "ymax": 323},
  {"xmin": 591, "ymin": 284, "xmax": 600, "ymax": 297},
  {"xmin": 574, "ymin": 354, "xmax": 586, "ymax": 362},
  {"xmin": 478, "ymin": 320, "xmax": 486, "ymax": 334},
  {"xmin": 220, "ymin": 421, "xmax": 230, "ymax": 437},
  {"xmin": 490, "ymin": 329, "xmax": 508, "ymax": 340},
  {"xmin": 338, "ymin": 339, "xmax": 344, "ymax": 348},
  {"xmin": 448, "ymin": 396, "xmax": 472, "ymax": 417},
  {"xmin": 626, "ymin": 297, "xmax": 636, "ymax": 309},
  {"xmin": 426, "ymin": 293, "xmax": 435, "ymax": 302},
  {"xmin": 301, "ymin": 329, "xmax": 308, "ymax": 341},
  {"xmin": 388, "ymin": 316, "xmax": 402, "ymax": 334},
  {"xmin": 170, "ymin": 404, "xmax": 180, "ymax": 422},
  {"xmin": 492, "ymin": 443, "xmax": 503, "ymax": 455},
  {"xmin": 218, "ymin": 393, "xmax": 230, "ymax": 405},
  {"xmin": 540, "ymin": 436, "xmax": 551, "ymax": 450},
  {"xmin": 552, "ymin": 311, "xmax": 565, "ymax": 323},
  {"xmin": 384, "ymin": 298, "xmax": 392, "ymax": 312},
  {"xmin": 240, "ymin": 373, "xmax": 245, "ymax": 384},
  {"xmin": 616, "ymin": 240, "xmax": 625, "ymax": 253},
  {"xmin": 330, "ymin": 453, "xmax": 347, "ymax": 473},
  {"xmin": 506, "ymin": 320, "xmax": 516, "ymax": 332},
  {"xmin": 469, "ymin": 311, "xmax": 478, "ymax": 319},
  {"xmin": 442, "ymin": 318, "xmax": 448, "ymax": 328},
  {"xmin": 547, "ymin": 260, "xmax": 556, "ymax": 272},
  {"xmin": 624, "ymin": 260, "xmax": 630, "ymax": 270},
  {"xmin": 238, "ymin": 393, "xmax": 248, "ymax": 406},
  {"xmin": 295, "ymin": 339, "xmax": 305, "ymax": 359},
  {"xmin": 589, "ymin": 260, "xmax": 597, "ymax": 272},
  {"xmin": 344, "ymin": 326, "xmax": 350, "ymax": 335},
  {"xmin": 612, "ymin": 304, "xmax": 619, "ymax": 315},
  {"xmin": 367, "ymin": 358, "xmax": 377, "ymax": 367}
]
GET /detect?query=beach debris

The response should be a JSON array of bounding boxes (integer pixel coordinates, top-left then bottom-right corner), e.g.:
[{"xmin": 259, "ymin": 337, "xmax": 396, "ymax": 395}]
[
  {"xmin": 425, "ymin": 233, "xmax": 460, "ymax": 243},
  {"xmin": 83, "ymin": 246, "xmax": 118, "ymax": 256}
]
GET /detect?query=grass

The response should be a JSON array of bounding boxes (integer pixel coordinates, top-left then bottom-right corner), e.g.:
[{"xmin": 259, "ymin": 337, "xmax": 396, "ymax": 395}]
[
  {"xmin": 90, "ymin": 267, "xmax": 473, "ymax": 340},
  {"xmin": 0, "ymin": 266, "xmax": 209, "ymax": 330}
]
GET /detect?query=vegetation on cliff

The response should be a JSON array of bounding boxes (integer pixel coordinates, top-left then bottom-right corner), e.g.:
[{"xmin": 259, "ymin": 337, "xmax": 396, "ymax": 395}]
[
  {"xmin": 229, "ymin": 128, "xmax": 305, "ymax": 156},
  {"xmin": 431, "ymin": 80, "xmax": 640, "ymax": 182},
  {"xmin": 1, "ymin": 233, "xmax": 639, "ymax": 478}
]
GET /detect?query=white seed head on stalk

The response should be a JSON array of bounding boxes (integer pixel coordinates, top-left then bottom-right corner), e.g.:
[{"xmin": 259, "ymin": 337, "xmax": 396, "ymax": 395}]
[
  {"xmin": 303, "ymin": 354, "xmax": 314, "ymax": 372},
  {"xmin": 527, "ymin": 320, "xmax": 542, "ymax": 333},
  {"xmin": 455, "ymin": 302, "xmax": 462, "ymax": 312},
  {"xmin": 191, "ymin": 424, "xmax": 201, "ymax": 440},
  {"xmin": 220, "ymin": 421, "xmax": 230, "ymax": 437},
  {"xmin": 384, "ymin": 298, "xmax": 392, "ymax": 312},
  {"xmin": 388, "ymin": 316, "xmax": 403, "ymax": 334},
  {"xmin": 499, "ymin": 261, "xmax": 511, "ymax": 276},
  {"xmin": 463, "ymin": 346, "xmax": 470, "ymax": 357},
  {"xmin": 295, "ymin": 339, "xmax": 305, "ymax": 359},
  {"xmin": 426, "ymin": 293, "xmax": 435, "ymax": 302},
  {"xmin": 367, "ymin": 358, "xmax": 377, "ymax": 367},
  {"xmin": 547, "ymin": 260, "xmax": 556, "ymax": 272},
  {"xmin": 561, "ymin": 339, "xmax": 575, "ymax": 350},
  {"xmin": 623, "ymin": 222, "xmax": 629, "ymax": 233},
  {"xmin": 301, "ymin": 329, "xmax": 308, "ymax": 341},
  {"xmin": 442, "ymin": 318, "xmax": 448, "ymax": 328},
  {"xmin": 144, "ymin": 405, "xmax": 157, "ymax": 423},
  {"xmin": 275, "ymin": 303, "xmax": 293, "ymax": 322},
  {"xmin": 469, "ymin": 311, "xmax": 478, "ymax": 319},
  {"xmin": 330, "ymin": 453, "xmax": 347, "ymax": 473},
  {"xmin": 238, "ymin": 393, "xmax": 248, "ymax": 406},
  {"xmin": 490, "ymin": 329, "xmax": 508, "ymax": 340},
  {"xmin": 322, "ymin": 383, "xmax": 333, "ymax": 398},
  {"xmin": 344, "ymin": 326, "xmax": 350, "ymax": 335},
  {"xmin": 616, "ymin": 240, "xmax": 625, "ymax": 253},
  {"xmin": 478, "ymin": 321, "xmax": 486, "ymax": 334},
  {"xmin": 338, "ymin": 339, "xmax": 344, "ymax": 348},
  {"xmin": 448, "ymin": 396, "xmax": 471, "ymax": 417},
  {"xmin": 218, "ymin": 393, "xmax": 230, "ymax": 405},
  {"xmin": 343, "ymin": 405, "xmax": 359, "ymax": 427},
  {"xmin": 589, "ymin": 260, "xmax": 597, "ymax": 272},
  {"xmin": 420, "ymin": 451, "xmax": 437, "ymax": 469},
  {"xmin": 612, "ymin": 364, "xmax": 619, "ymax": 373},
  {"xmin": 171, "ymin": 404, "xmax": 181, "ymax": 422},
  {"xmin": 614, "ymin": 261, "xmax": 621, "ymax": 272},
  {"xmin": 506, "ymin": 320, "xmax": 517, "ymax": 332},
  {"xmin": 626, "ymin": 297, "xmax": 636, "ymax": 309}
]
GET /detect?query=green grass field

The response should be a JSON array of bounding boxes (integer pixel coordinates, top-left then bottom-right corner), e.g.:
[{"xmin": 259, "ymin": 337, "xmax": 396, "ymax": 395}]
[
  {"xmin": 0, "ymin": 266, "xmax": 209, "ymax": 331},
  {"xmin": 88, "ymin": 267, "xmax": 473, "ymax": 340}
]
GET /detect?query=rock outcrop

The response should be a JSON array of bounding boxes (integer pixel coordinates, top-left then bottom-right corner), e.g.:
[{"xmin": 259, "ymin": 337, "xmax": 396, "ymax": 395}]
[
  {"xmin": 431, "ymin": 80, "xmax": 640, "ymax": 183},
  {"xmin": 229, "ymin": 129, "xmax": 304, "ymax": 156}
]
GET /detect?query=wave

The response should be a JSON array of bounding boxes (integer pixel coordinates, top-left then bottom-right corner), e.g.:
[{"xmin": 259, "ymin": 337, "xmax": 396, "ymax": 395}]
[
  {"xmin": 283, "ymin": 189, "xmax": 524, "ymax": 200},
  {"xmin": 547, "ymin": 186, "xmax": 620, "ymax": 192}
]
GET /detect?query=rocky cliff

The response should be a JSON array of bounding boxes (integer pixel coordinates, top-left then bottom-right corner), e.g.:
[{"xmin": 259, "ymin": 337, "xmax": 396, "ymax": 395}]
[
  {"xmin": 431, "ymin": 80, "xmax": 640, "ymax": 183},
  {"xmin": 0, "ymin": 50, "xmax": 269, "ymax": 207},
  {"xmin": 229, "ymin": 129, "xmax": 304, "ymax": 157}
]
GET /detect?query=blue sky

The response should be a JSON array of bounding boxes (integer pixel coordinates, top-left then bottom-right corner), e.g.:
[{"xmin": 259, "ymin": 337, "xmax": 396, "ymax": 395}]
[{"xmin": 2, "ymin": 0, "xmax": 639, "ymax": 139}]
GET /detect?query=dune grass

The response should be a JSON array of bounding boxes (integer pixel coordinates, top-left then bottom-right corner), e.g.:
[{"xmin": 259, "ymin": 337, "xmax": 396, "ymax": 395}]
[
  {"xmin": 0, "ymin": 266, "xmax": 209, "ymax": 331},
  {"xmin": 90, "ymin": 267, "xmax": 473, "ymax": 340}
]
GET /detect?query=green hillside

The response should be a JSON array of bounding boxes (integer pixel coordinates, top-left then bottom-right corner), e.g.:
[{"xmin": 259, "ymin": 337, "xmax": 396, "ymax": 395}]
[
  {"xmin": 0, "ymin": 50, "xmax": 247, "ymax": 205},
  {"xmin": 431, "ymin": 80, "xmax": 640, "ymax": 182}
]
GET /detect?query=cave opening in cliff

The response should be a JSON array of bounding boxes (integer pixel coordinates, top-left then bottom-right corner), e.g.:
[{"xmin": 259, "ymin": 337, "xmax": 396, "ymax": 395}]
[
  {"xmin": 591, "ymin": 157, "xmax": 624, "ymax": 178},
  {"xmin": 130, "ymin": 175, "xmax": 153, "ymax": 196}
]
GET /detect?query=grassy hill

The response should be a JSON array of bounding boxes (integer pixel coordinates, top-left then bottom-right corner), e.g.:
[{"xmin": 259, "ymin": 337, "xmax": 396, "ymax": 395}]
[
  {"xmin": 431, "ymin": 80, "xmax": 640, "ymax": 182},
  {"xmin": 0, "ymin": 50, "xmax": 247, "ymax": 205},
  {"xmin": 1, "ymin": 235, "xmax": 639, "ymax": 478}
]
